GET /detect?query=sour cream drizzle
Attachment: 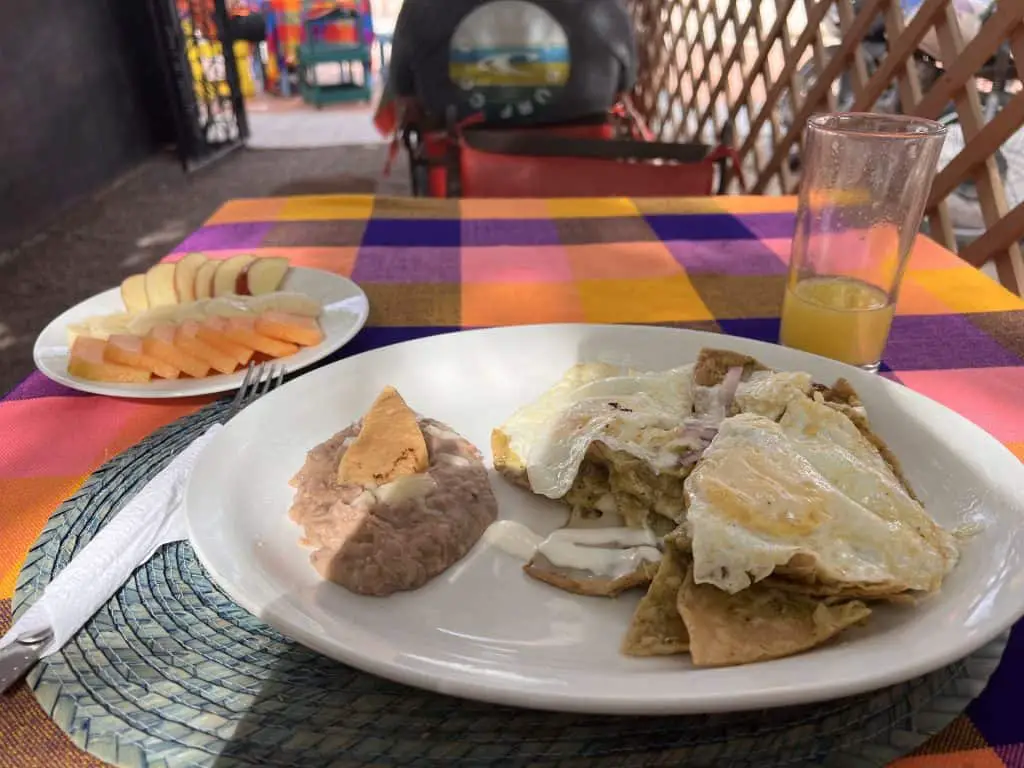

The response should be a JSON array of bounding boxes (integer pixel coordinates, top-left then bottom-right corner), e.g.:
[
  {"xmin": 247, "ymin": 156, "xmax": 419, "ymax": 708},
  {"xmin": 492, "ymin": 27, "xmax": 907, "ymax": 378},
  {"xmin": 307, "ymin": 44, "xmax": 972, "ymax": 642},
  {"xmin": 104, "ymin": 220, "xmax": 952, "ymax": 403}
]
[{"xmin": 483, "ymin": 521, "xmax": 662, "ymax": 579}]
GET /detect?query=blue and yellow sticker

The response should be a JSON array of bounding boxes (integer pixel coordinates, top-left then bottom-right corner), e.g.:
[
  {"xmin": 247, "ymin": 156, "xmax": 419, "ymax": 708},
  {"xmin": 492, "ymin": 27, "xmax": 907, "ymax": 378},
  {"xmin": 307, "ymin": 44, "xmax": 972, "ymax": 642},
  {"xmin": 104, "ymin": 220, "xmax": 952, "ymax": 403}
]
[{"xmin": 449, "ymin": 0, "xmax": 571, "ymax": 120}]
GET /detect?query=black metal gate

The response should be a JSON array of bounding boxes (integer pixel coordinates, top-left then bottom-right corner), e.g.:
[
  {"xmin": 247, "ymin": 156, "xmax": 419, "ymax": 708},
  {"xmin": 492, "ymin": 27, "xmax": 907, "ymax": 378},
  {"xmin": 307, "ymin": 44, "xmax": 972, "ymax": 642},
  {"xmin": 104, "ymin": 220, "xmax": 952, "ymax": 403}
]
[{"xmin": 149, "ymin": 0, "xmax": 249, "ymax": 171}]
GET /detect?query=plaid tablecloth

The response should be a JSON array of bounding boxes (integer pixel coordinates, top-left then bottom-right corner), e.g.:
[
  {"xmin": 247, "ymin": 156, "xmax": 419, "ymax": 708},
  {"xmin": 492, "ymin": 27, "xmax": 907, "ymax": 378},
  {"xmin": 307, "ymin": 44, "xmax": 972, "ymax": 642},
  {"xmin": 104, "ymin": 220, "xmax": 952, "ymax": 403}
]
[{"xmin": 1, "ymin": 195, "xmax": 1022, "ymax": 766}]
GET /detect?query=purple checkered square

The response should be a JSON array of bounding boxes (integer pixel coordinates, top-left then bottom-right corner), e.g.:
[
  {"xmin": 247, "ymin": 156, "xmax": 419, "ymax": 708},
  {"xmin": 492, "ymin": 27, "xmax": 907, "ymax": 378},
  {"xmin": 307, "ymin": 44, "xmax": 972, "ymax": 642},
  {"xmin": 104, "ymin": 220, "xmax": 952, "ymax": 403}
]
[
  {"xmin": 666, "ymin": 239, "xmax": 788, "ymax": 275},
  {"xmin": 462, "ymin": 219, "xmax": 561, "ymax": 247},
  {"xmin": 734, "ymin": 213, "xmax": 796, "ymax": 240},
  {"xmin": 968, "ymin": 622, "xmax": 1024, "ymax": 746},
  {"xmin": 176, "ymin": 222, "xmax": 273, "ymax": 251},
  {"xmin": 3, "ymin": 373, "xmax": 84, "ymax": 402},
  {"xmin": 362, "ymin": 218, "xmax": 460, "ymax": 247},
  {"xmin": 645, "ymin": 213, "xmax": 759, "ymax": 242},
  {"xmin": 884, "ymin": 315, "xmax": 1023, "ymax": 370}
]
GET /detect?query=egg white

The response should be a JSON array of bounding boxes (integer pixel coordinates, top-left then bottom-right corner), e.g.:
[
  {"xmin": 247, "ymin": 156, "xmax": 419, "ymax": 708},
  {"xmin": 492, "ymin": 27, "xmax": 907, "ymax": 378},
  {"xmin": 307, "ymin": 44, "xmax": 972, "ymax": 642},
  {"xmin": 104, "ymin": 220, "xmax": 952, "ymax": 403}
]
[{"xmin": 685, "ymin": 403, "xmax": 957, "ymax": 595}]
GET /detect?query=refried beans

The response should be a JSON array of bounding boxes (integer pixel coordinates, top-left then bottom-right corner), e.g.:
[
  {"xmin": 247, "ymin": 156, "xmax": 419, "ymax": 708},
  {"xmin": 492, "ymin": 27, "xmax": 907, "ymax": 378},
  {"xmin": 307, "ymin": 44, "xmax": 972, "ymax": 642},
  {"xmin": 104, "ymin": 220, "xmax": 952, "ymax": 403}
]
[{"xmin": 288, "ymin": 418, "xmax": 498, "ymax": 596}]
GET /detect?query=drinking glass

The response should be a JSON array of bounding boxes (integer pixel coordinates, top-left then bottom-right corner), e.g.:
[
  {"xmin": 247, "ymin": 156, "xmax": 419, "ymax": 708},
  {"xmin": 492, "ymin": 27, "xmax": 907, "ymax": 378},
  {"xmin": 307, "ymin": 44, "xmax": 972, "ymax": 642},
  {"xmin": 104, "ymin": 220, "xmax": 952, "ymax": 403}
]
[{"xmin": 779, "ymin": 113, "xmax": 946, "ymax": 371}]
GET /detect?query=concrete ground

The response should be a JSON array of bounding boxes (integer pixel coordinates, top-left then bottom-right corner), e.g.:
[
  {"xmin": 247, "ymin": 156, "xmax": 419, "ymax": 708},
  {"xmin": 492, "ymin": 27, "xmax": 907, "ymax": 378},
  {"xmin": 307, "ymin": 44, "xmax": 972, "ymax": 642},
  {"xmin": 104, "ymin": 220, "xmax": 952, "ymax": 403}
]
[{"xmin": 0, "ymin": 144, "xmax": 409, "ymax": 395}]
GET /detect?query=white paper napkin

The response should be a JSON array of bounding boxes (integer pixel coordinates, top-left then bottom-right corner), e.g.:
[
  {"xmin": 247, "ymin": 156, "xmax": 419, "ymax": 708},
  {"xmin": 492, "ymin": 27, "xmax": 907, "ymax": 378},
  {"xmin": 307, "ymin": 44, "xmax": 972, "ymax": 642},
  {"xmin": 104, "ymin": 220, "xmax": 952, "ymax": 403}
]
[{"xmin": 0, "ymin": 424, "xmax": 222, "ymax": 657}]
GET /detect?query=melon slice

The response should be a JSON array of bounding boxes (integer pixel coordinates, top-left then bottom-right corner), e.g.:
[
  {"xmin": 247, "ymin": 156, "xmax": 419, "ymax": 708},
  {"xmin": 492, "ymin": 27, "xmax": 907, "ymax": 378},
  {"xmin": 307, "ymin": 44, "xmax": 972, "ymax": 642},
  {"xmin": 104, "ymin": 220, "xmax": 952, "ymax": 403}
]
[
  {"xmin": 202, "ymin": 296, "xmax": 254, "ymax": 319},
  {"xmin": 222, "ymin": 316, "xmax": 299, "ymax": 358},
  {"xmin": 248, "ymin": 292, "xmax": 322, "ymax": 318},
  {"xmin": 68, "ymin": 337, "xmax": 151, "ymax": 383},
  {"xmin": 106, "ymin": 335, "xmax": 181, "ymax": 379},
  {"xmin": 175, "ymin": 324, "xmax": 237, "ymax": 374},
  {"xmin": 194, "ymin": 318, "xmax": 255, "ymax": 366},
  {"xmin": 255, "ymin": 312, "xmax": 324, "ymax": 347},
  {"xmin": 143, "ymin": 324, "xmax": 210, "ymax": 378}
]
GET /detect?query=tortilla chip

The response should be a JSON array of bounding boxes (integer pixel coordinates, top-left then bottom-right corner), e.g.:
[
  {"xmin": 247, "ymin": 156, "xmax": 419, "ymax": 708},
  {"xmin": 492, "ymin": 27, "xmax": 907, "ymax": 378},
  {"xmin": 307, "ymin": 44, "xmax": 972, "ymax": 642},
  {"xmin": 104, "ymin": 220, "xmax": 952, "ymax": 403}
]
[
  {"xmin": 337, "ymin": 386, "xmax": 428, "ymax": 486},
  {"xmin": 762, "ymin": 574, "xmax": 917, "ymax": 604},
  {"xmin": 677, "ymin": 568, "xmax": 871, "ymax": 667},
  {"xmin": 692, "ymin": 348, "xmax": 768, "ymax": 387},
  {"xmin": 815, "ymin": 378, "xmax": 862, "ymax": 409},
  {"xmin": 491, "ymin": 427, "xmax": 530, "ymax": 489},
  {"xmin": 621, "ymin": 545, "xmax": 690, "ymax": 656},
  {"xmin": 523, "ymin": 554, "xmax": 659, "ymax": 598},
  {"xmin": 769, "ymin": 552, "xmax": 908, "ymax": 599}
]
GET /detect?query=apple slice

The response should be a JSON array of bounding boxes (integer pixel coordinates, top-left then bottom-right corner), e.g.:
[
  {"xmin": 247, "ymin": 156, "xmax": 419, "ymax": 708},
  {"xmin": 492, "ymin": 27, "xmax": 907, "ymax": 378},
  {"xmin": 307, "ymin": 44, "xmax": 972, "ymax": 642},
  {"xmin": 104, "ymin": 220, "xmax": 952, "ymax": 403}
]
[
  {"xmin": 174, "ymin": 252, "xmax": 207, "ymax": 303},
  {"xmin": 120, "ymin": 273, "xmax": 149, "ymax": 313},
  {"xmin": 194, "ymin": 260, "xmax": 219, "ymax": 300},
  {"xmin": 241, "ymin": 257, "xmax": 290, "ymax": 295},
  {"xmin": 144, "ymin": 263, "xmax": 178, "ymax": 307},
  {"xmin": 213, "ymin": 254, "xmax": 255, "ymax": 297}
]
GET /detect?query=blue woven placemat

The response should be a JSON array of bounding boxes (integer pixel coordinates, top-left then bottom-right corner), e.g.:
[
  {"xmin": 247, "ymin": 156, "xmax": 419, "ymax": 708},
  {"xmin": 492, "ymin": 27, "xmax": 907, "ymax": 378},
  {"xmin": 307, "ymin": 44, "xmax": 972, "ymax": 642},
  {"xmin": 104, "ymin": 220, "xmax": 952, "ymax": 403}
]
[{"xmin": 12, "ymin": 400, "xmax": 1008, "ymax": 768}]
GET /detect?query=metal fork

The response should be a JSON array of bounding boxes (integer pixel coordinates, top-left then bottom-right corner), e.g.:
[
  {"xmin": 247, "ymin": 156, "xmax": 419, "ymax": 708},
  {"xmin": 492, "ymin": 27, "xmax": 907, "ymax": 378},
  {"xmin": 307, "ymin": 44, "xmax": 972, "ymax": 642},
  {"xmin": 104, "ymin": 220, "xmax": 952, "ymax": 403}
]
[{"xmin": 225, "ymin": 362, "xmax": 286, "ymax": 420}]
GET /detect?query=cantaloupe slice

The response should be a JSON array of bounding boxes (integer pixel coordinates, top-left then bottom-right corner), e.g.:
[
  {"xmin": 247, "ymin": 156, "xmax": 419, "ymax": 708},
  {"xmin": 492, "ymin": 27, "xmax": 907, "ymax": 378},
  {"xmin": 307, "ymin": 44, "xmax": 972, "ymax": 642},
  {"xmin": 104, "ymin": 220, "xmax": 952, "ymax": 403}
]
[
  {"xmin": 143, "ymin": 324, "xmax": 210, "ymax": 378},
  {"xmin": 68, "ymin": 337, "xmax": 151, "ymax": 383},
  {"xmin": 194, "ymin": 318, "xmax": 254, "ymax": 366},
  {"xmin": 255, "ymin": 312, "xmax": 324, "ymax": 347},
  {"xmin": 222, "ymin": 316, "xmax": 299, "ymax": 358},
  {"xmin": 105, "ymin": 335, "xmax": 181, "ymax": 379},
  {"xmin": 175, "ymin": 324, "xmax": 237, "ymax": 375}
]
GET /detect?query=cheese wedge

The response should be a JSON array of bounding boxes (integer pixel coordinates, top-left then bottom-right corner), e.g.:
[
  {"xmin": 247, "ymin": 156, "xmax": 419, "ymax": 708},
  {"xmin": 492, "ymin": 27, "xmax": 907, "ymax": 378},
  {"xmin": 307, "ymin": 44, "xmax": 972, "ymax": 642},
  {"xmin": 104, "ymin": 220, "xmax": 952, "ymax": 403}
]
[
  {"xmin": 143, "ymin": 324, "xmax": 210, "ymax": 378},
  {"xmin": 175, "ymin": 324, "xmax": 237, "ymax": 374},
  {"xmin": 68, "ymin": 337, "xmax": 151, "ymax": 383},
  {"xmin": 337, "ymin": 386, "xmax": 429, "ymax": 486},
  {"xmin": 221, "ymin": 317, "xmax": 299, "ymax": 358},
  {"xmin": 105, "ymin": 335, "xmax": 181, "ymax": 379},
  {"xmin": 255, "ymin": 312, "xmax": 324, "ymax": 347}
]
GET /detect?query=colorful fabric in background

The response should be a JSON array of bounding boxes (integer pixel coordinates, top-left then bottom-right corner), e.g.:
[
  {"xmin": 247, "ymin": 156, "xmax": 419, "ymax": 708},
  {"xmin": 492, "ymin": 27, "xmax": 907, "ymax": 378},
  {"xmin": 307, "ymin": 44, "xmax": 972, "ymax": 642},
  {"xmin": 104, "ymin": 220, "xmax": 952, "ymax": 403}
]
[
  {"xmin": 263, "ymin": 0, "xmax": 373, "ymax": 64},
  {"xmin": 1, "ymin": 195, "xmax": 1023, "ymax": 766}
]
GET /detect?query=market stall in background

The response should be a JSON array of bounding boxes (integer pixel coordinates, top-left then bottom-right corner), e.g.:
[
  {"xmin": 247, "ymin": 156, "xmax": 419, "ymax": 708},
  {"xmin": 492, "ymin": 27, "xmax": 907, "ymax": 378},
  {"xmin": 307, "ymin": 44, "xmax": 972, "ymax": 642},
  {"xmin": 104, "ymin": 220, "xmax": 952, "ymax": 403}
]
[{"xmin": 175, "ymin": 0, "xmax": 382, "ymax": 110}]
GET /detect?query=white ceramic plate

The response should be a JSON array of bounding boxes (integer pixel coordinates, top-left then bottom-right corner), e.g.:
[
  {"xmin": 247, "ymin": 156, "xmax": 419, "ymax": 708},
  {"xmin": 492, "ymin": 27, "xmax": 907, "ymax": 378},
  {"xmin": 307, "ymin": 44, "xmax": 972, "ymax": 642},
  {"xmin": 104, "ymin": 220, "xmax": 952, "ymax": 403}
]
[
  {"xmin": 33, "ymin": 267, "xmax": 369, "ymax": 399},
  {"xmin": 186, "ymin": 324, "xmax": 1024, "ymax": 715}
]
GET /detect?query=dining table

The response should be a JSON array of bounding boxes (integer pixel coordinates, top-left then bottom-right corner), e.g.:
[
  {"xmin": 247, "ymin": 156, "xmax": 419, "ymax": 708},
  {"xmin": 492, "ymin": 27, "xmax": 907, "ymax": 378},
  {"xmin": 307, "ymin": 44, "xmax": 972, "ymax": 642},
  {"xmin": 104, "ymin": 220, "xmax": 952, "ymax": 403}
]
[{"xmin": 1, "ymin": 193, "xmax": 1022, "ymax": 767}]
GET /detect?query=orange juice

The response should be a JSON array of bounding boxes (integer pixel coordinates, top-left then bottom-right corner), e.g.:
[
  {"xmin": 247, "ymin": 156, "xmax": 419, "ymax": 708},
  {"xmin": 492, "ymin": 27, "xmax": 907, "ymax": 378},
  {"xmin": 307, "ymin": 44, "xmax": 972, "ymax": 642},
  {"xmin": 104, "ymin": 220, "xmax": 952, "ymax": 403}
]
[{"xmin": 779, "ymin": 276, "xmax": 895, "ymax": 368}]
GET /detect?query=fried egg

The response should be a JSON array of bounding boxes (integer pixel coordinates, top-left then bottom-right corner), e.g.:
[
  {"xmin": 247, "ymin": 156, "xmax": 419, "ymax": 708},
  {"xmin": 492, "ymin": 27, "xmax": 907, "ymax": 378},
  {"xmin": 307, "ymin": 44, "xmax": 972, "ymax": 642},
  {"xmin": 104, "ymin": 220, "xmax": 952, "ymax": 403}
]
[
  {"xmin": 685, "ymin": 400, "xmax": 958, "ymax": 595},
  {"xmin": 497, "ymin": 362, "xmax": 818, "ymax": 502},
  {"xmin": 514, "ymin": 365, "xmax": 698, "ymax": 499}
]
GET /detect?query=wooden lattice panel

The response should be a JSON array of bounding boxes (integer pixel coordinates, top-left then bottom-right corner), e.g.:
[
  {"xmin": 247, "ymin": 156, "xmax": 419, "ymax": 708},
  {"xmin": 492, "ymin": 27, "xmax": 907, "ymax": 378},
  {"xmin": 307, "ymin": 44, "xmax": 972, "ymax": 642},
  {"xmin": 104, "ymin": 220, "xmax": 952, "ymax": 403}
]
[{"xmin": 629, "ymin": 0, "xmax": 1024, "ymax": 294}]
